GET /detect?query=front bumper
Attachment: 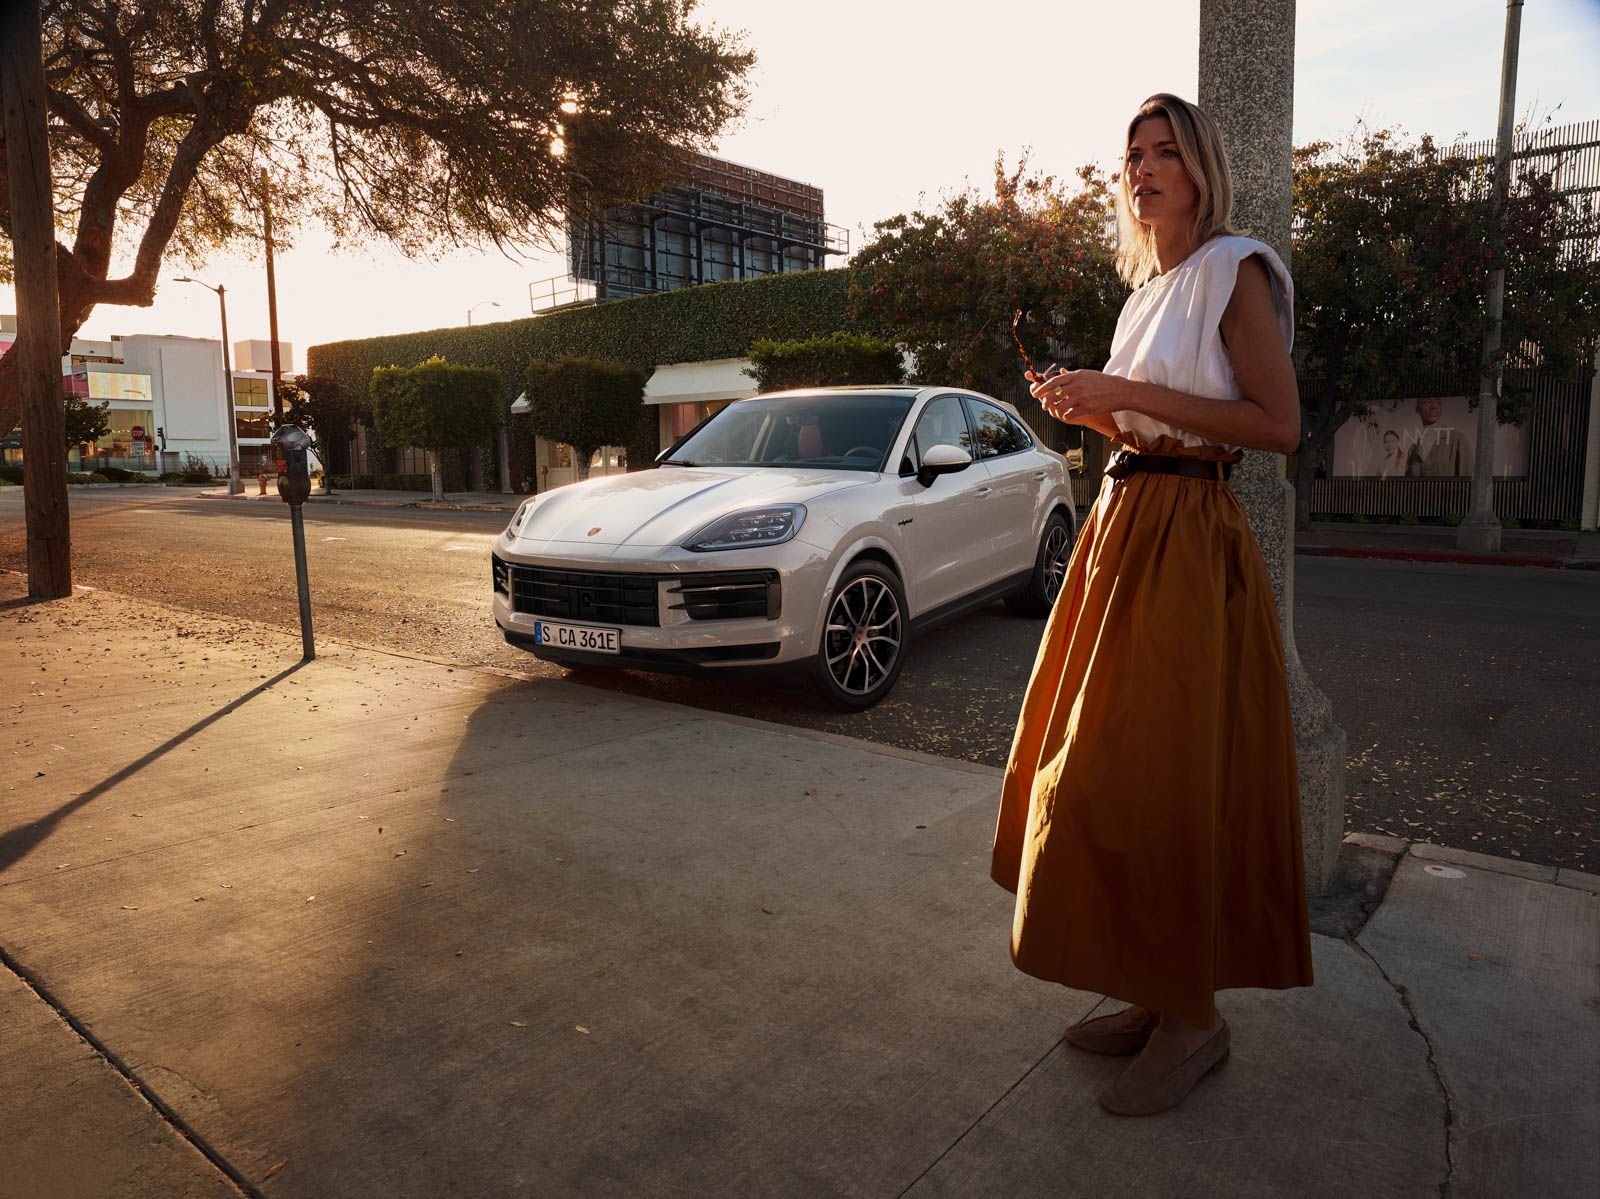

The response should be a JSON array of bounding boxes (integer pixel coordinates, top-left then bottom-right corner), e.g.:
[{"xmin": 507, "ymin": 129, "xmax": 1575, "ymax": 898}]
[{"xmin": 492, "ymin": 538, "xmax": 832, "ymax": 670}]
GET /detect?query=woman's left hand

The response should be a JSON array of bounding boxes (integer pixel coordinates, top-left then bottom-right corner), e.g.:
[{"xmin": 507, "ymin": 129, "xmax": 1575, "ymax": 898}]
[{"xmin": 1033, "ymin": 369, "xmax": 1130, "ymax": 422}]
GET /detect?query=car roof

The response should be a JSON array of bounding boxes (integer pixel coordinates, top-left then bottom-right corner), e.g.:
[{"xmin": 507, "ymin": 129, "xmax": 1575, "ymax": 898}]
[{"xmin": 744, "ymin": 384, "xmax": 1023, "ymax": 417}]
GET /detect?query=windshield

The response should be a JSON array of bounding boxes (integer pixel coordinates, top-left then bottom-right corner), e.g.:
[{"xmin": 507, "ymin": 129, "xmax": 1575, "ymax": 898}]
[{"xmin": 663, "ymin": 393, "xmax": 915, "ymax": 471}]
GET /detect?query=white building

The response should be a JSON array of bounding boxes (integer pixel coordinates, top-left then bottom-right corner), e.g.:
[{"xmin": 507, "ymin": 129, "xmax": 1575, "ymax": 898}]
[{"xmin": 0, "ymin": 315, "xmax": 290, "ymax": 476}]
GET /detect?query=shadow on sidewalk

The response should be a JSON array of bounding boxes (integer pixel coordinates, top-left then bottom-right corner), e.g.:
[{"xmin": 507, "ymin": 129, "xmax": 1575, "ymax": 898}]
[{"xmin": 0, "ymin": 661, "xmax": 310, "ymax": 875}]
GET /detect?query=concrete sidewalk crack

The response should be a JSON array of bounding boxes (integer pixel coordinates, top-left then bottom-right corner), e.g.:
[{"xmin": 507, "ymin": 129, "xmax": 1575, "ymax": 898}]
[
  {"xmin": 0, "ymin": 945, "xmax": 261, "ymax": 1199},
  {"xmin": 894, "ymin": 998, "xmax": 1109, "ymax": 1197},
  {"xmin": 1348, "ymin": 933, "xmax": 1457, "ymax": 1196}
]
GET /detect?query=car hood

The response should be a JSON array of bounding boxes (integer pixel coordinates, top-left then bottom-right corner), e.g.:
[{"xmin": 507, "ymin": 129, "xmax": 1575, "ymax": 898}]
[{"xmin": 509, "ymin": 467, "xmax": 874, "ymax": 547}]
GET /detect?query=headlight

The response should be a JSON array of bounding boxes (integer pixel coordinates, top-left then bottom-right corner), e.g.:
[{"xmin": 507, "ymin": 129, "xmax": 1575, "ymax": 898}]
[
  {"xmin": 683, "ymin": 505, "xmax": 806, "ymax": 552},
  {"xmin": 504, "ymin": 498, "xmax": 538, "ymax": 538}
]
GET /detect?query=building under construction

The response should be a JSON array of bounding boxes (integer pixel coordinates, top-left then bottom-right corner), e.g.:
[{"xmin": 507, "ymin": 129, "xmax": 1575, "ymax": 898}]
[{"xmin": 530, "ymin": 152, "xmax": 848, "ymax": 311}]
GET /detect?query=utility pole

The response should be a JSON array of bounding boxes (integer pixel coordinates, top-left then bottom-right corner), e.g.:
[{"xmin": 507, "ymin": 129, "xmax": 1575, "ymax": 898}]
[
  {"xmin": 1, "ymin": 0, "xmax": 70, "ymax": 598},
  {"xmin": 1200, "ymin": 0, "xmax": 1347, "ymax": 894},
  {"xmin": 1457, "ymin": 0, "xmax": 1524, "ymax": 554},
  {"xmin": 262, "ymin": 168, "xmax": 284, "ymax": 421}
]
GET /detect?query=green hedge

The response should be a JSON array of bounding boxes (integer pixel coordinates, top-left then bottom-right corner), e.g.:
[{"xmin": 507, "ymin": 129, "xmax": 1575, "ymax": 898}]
[{"xmin": 306, "ymin": 268, "xmax": 871, "ymax": 409}]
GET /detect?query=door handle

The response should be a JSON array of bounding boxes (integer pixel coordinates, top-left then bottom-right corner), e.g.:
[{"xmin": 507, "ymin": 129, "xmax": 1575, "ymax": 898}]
[
  {"xmin": 1033, "ymin": 471, "xmax": 1047, "ymax": 479},
  {"xmin": 975, "ymin": 486, "xmax": 992, "ymax": 496}
]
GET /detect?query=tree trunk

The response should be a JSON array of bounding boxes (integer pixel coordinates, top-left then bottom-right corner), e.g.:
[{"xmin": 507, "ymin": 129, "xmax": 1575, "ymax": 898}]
[
  {"xmin": 2, "ymin": 0, "xmax": 71, "ymax": 597},
  {"xmin": 574, "ymin": 447, "xmax": 592, "ymax": 482},
  {"xmin": 1293, "ymin": 444, "xmax": 1318, "ymax": 532},
  {"xmin": 429, "ymin": 449, "xmax": 445, "ymax": 502}
]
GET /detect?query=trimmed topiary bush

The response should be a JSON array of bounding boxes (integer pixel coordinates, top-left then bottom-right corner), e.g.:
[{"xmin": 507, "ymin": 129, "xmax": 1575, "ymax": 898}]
[
  {"xmin": 523, "ymin": 357, "xmax": 649, "ymax": 482},
  {"xmin": 370, "ymin": 356, "xmax": 502, "ymax": 501},
  {"xmin": 745, "ymin": 332, "xmax": 907, "ymax": 392}
]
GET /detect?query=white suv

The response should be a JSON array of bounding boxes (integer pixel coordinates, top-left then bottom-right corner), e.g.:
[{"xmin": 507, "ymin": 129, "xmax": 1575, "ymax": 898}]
[{"xmin": 493, "ymin": 386, "xmax": 1076, "ymax": 709}]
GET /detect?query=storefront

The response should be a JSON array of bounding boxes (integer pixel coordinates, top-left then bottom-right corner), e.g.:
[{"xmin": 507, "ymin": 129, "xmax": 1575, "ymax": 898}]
[
  {"xmin": 508, "ymin": 391, "xmax": 633, "ymax": 492},
  {"xmin": 68, "ymin": 367, "xmax": 158, "ymax": 473},
  {"xmin": 644, "ymin": 357, "xmax": 757, "ymax": 453},
  {"xmin": 232, "ymin": 373, "xmax": 277, "ymax": 474}
]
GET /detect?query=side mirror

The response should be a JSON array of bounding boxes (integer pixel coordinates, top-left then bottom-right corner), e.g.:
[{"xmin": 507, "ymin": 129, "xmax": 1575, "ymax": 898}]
[{"xmin": 916, "ymin": 442, "xmax": 972, "ymax": 488}]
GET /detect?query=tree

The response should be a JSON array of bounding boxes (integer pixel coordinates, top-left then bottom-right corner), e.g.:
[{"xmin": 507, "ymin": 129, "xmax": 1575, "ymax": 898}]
[
  {"xmin": 62, "ymin": 394, "xmax": 109, "ymax": 448},
  {"xmin": 371, "ymin": 356, "xmax": 501, "ymax": 501},
  {"xmin": 523, "ymin": 356, "xmax": 647, "ymax": 481},
  {"xmin": 745, "ymin": 332, "xmax": 906, "ymax": 392},
  {"xmin": 1292, "ymin": 126, "xmax": 1600, "ymax": 528},
  {"xmin": 848, "ymin": 155, "xmax": 1125, "ymax": 402},
  {"xmin": 0, "ymin": 0, "xmax": 755, "ymax": 440},
  {"xmin": 277, "ymin": 372, "xmax": 362, "ymax": 454}
]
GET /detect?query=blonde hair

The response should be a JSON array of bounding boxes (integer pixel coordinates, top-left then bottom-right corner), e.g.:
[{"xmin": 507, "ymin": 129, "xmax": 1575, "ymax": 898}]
[{"xmin": 1115, "ymin": 94, "xmax": 1236, "ymax": 288}]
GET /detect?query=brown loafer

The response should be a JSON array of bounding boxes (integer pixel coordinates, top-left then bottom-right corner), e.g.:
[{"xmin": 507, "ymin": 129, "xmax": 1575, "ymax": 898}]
[
  {"xmin": 1064, "ymin": 1005, "xmax": 1158, "ymax": 1055},
  {"xmin": 1097, "ymin": 1018, "xmax": 1230, "ymax": 1116}
]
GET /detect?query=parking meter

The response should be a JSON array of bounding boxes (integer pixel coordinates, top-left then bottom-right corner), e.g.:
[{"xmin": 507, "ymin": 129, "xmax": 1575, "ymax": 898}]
[
  {"xmin": 270, "ymin": 423, "xmax": 317, "ymax": 659},
  {"xmin": 271, "ymin": 424, "xmax": 313, "ymax": 505}
]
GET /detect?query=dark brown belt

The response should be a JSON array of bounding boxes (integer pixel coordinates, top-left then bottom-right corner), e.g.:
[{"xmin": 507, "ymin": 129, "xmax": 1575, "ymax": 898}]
[{"xmin": 1105, "ymin": 449, "xmax": 1234, "ymax": 482}]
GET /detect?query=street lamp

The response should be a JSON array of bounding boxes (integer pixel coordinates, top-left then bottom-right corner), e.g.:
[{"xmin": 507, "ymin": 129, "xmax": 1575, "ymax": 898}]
[
  {"xmin": 173, "ymin": 275, "xmax": 241, "ymax": 495},
  {"xmin": 467, "ymin": 299, "xmax": 501, "ymax": 326}
]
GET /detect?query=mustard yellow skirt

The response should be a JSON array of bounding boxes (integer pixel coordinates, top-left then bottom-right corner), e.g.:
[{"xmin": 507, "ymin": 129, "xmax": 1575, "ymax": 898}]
[{"xmin": 991, "ymin": 435, "xmax": 1315, "ymax": 1025}]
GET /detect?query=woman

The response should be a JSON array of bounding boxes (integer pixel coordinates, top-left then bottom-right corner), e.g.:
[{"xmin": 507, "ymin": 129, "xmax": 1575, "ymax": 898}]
[
  {"xmin": 1379, "ymin": 428, "xmax": 1406, "ymax": 478},
  {"xmin": 991, "ymin": 93, "xmax": 1315, "ymax": 1117}
]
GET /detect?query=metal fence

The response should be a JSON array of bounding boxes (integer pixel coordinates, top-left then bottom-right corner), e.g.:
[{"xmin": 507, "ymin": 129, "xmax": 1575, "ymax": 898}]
[{"xmin": 1308, "ymin": 361, "xmax": 1594, "ymax": 523}]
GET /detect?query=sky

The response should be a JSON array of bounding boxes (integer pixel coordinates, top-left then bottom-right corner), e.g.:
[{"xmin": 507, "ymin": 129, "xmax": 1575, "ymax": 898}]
[{"xmin": 6, "ymin": 0, "xmax": 1599, "ymax": 369}]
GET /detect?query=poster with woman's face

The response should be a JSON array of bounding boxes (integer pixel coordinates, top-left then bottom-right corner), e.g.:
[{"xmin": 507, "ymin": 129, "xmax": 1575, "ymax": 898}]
[{"xmin": 1330, "ymin": 397, "xmax": 1529, "ymax": 479}]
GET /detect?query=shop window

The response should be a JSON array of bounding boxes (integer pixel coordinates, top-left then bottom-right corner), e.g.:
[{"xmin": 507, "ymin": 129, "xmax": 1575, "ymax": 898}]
[
  {"xmin": 233, "ymin": 377, "xmax": 270, "ymax": 408},
  {"xmin": 236, "ymin": 411, "xmax": 273, "ymax": 439}
]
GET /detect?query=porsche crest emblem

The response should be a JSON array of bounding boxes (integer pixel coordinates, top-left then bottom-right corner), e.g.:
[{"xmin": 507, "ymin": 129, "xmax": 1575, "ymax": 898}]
[{"xmin": 587, "ymin": 527, "xmax": 602, "ymax": 536}]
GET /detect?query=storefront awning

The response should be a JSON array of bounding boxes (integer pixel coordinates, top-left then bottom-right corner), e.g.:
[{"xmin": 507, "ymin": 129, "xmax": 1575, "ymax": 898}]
[{"xmin": 643, "ymin": 358, "xmax": 758, "ymax": 406}]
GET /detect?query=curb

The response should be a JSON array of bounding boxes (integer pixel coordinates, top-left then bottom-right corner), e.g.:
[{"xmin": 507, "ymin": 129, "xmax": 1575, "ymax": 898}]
[{"xmin": 1295, "ymin": 544, "xmax": 1590, "ymax": 570}]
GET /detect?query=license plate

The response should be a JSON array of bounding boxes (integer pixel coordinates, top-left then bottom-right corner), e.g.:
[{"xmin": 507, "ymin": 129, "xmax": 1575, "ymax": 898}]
[{"xmin": 533, "ymin": 619, "xmax": 621, "ymax": 654}]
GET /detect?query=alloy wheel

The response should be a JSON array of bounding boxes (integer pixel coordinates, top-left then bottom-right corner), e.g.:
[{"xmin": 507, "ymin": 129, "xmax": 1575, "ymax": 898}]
[
  {"xmin": 823, "ymin": 576, "xmax": 903, "ymax": 696},
  {"xmin": 1043, "ymin": 523, "xmax": 1071, "ymax": 605}
]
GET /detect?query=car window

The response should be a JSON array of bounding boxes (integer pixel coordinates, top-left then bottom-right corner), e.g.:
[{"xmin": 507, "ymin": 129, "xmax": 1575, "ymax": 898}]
[
  {"xmin": 908, "ymin": 395, "xmax": 973, "ymax": 471},
  {"xmin": 667, "ymin": 392, "xmax": 913, "ymax": 471},
  {"xmin": 964, "ymin": 398, "xmax": 1033, "ymax": 459}
]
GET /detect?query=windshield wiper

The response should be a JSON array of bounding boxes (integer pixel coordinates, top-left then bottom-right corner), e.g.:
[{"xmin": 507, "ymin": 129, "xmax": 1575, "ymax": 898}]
[{"xmin": 660, "ymin": 458, "xmax": 699, "ymax": 466}]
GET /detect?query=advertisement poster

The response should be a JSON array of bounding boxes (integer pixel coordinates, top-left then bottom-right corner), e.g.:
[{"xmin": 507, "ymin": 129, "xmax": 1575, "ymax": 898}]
[
  {"xmin": 86, "ymin": 369, "xmax": 154, "ymax": 403},
  {"xmin": 1330, "ymin": 396, "xmax": 1529, "ymax": 478}
]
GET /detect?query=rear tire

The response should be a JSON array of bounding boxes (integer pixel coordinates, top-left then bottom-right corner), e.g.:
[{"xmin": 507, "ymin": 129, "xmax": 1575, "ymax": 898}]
[
  {"xmin": 809, "ymin": 560, "xmax": 909, "ymax": 710},
  {"xmin": 1004, "ymin": 512, "xmax": 1074, "ymax": 618}
]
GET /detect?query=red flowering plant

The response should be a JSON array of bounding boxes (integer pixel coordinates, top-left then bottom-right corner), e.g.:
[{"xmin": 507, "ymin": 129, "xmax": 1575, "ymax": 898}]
[
  {"xmin": 1291, "ymin": 123, "xmax": 1600, "ymax": 528},
  {"xmin": 847, "ymin": 155, "xmax": 1124, "ymax": 407}
]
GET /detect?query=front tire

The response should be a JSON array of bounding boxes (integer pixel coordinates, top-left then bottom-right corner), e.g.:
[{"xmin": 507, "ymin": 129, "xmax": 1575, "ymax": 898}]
[
  {"xmin": 810, "ymin": 560, "xmax": 908, "ymax": 710},
  {"xmin": 1005, "ymin": 511, "xmax": 1074, "ymax": 618}
]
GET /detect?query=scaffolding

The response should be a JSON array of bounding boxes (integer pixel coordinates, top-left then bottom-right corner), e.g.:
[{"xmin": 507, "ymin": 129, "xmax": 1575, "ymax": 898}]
[{"xmin": 532, "ymin": 152, "xmax": 848, "ymax": 313}]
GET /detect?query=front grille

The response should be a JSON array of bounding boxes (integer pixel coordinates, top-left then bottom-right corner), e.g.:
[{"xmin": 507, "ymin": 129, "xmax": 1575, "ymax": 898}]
[
  {"xmin": 667, "ymin": 570, "xmax": 781, "ymax": 621},
  {"xmin": 505, "ymin": 562, "xmax": 660, "ymax": 627}
]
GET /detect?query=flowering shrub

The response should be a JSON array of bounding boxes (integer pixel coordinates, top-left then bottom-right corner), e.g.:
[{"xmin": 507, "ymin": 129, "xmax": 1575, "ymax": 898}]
[{"xmin": 847, "ymin": 155, "xmax": 1124, "ymax": 399}]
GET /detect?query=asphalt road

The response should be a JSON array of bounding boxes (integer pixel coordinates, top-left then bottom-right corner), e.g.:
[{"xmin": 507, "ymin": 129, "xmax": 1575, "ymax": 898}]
[{"xmin": 4, "ymin": 484, "xmax": 1596, "ymax": 870}]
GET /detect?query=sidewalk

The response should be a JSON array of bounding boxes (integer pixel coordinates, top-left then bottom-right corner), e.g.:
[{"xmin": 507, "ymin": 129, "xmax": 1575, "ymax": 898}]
[
  {"xmin": 3, "ymin": 573, "xmax": 1596, "ymax": 1197},
  {"xmin": 1295, "ymin": 520, "xmax": 1600, "ymax": 569}
]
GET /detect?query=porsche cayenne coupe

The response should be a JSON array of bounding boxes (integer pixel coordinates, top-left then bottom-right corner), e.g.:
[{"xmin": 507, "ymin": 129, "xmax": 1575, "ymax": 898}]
[{"xmin": 492, "ymin": 385, "xmax": 1077, "ymax": 709}]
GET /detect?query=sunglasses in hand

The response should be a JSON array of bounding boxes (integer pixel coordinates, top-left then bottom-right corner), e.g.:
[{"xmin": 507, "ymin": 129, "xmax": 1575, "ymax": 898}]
[{"xmin": 1010, "ymin": 308, "xmax": 1063, "ymax": 385}]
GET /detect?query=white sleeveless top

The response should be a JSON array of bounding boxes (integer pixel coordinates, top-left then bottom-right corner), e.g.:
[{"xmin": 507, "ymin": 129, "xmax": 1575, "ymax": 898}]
[{"xmin": 1104, "ymin": 234, "xmax": 1294, "ymax": 451}]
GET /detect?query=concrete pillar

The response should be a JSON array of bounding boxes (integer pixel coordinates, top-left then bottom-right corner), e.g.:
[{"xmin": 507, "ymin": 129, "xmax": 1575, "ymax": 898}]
[
  {"xmin": 1200, "ymin": 0, "xmax": 1347, "ymax": 893},
  {"xmin": 1581, "ymin": 344, "xmax": 1600, "ymax": 532}
]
